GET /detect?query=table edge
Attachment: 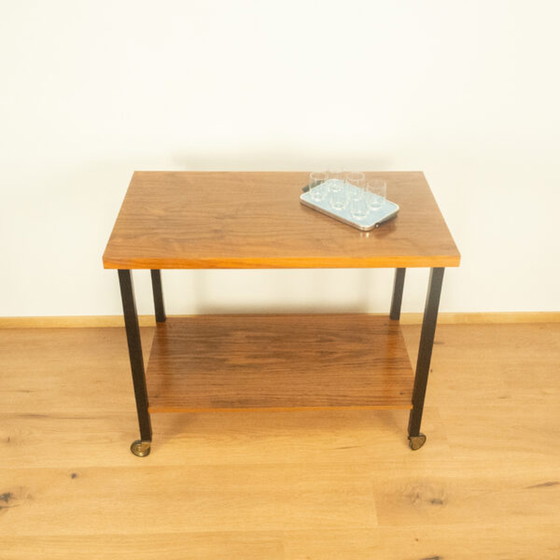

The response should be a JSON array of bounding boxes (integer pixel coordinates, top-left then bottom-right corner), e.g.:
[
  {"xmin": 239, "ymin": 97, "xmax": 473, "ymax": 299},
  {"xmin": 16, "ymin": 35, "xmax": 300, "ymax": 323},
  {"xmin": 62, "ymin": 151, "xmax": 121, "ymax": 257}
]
[{"xmin": 102, "ymin": 254, "xmax": 461, "ymax": 269}]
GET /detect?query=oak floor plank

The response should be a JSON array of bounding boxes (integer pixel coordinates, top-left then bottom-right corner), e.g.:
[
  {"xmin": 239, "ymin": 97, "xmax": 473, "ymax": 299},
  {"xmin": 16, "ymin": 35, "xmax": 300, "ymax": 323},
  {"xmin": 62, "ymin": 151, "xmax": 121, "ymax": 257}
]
[
  {"xmin": 0, "ymin": 413, "xmax": 146, "ymax": 468},
  {"xmin": 4, "ymin": 525, "xmax": 559, "ymax": 560},
  {"xmin": 282, "ymin": 525, "xmax": 560, "ymax": 559},
  {"xmin": 2, "ymin": 533, "xmax": 284, "ymax": 560},
  {"xmin": 0, "ymin": 328, "xmax": 153, "ymax": 414},
  {"xmin": 402, "ymin": 323, "xmax": 560, "ymax": 405},
  {"xmin": 0, "ymin": 408, "xmax": 448, "ymax": 469},
  {"xmin": 0, "ymin": 463, "xmax": 376, "ymax": 536},
  {"xmin": 371, "ymin": 459, "xmax": 560, "ymax": 527},
  {"xmin": 438, "ymin": 403, "xmax": 560, "ymax": 463}
]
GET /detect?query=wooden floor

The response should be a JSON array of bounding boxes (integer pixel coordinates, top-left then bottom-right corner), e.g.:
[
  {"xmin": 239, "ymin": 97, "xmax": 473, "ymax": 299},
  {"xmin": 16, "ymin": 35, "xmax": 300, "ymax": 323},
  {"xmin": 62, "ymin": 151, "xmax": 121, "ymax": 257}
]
[{"xmin": 1, "ymin": 322, "xmax": 559, "ymax": 559}]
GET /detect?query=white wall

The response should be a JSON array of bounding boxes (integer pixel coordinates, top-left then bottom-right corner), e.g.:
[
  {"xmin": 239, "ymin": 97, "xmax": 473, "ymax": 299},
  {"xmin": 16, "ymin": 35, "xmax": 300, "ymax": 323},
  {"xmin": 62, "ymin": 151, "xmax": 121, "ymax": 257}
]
[{"xmin": 2, "ymin": 0, "xmax": 559, "ymax": 317}]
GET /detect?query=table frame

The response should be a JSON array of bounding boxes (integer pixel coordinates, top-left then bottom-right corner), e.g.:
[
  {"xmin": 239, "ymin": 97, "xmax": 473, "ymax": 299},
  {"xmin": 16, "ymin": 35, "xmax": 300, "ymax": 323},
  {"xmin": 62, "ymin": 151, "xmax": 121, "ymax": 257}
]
[{"xmin": 117, "ymin": 266, "xmax": 444, "ymax": 457}]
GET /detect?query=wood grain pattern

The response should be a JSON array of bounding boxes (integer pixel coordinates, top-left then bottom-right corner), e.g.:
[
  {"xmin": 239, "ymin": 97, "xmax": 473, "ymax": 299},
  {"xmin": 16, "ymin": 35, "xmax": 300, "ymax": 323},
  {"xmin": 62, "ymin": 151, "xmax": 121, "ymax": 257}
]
[
  {"xmin": 146, "ymin": 314, "xmax": 414, "ymax": 412},
  {"xmin": 0, "ymin": 327, "xmax": 152, "ymax": 415},
  {"xmin": 0, "ymin": 463, "xmax": 375, "ymax": 536},
  {"xmin": 1, "ymin": 324, "xmax": 559, "ymax": 558},
  {"xmin": 4, "ymin": 526, "xmax": 560, "ymax": 560},
  {"xmin": 102, "ymin": 171, "xmax": 460, "ymax": 269},
  {"xmin": 1, "ymin": 533, "xmax": 285, "ymax": 560}
]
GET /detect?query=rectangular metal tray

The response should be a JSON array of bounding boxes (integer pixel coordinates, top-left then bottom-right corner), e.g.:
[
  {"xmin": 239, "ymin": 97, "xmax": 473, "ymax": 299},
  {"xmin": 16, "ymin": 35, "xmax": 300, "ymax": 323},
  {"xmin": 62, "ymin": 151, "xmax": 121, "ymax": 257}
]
[{"xmin": 300, "ymin": 179, "xmax": 399, "ymax": 231}]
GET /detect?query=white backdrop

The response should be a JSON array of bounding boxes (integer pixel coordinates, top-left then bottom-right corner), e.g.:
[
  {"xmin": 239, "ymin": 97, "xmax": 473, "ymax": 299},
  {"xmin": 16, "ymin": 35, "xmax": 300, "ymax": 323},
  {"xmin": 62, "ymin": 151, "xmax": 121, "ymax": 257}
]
[{"xmin": 1, "ymin": 0, "xmax": 559, "ymax": 317}]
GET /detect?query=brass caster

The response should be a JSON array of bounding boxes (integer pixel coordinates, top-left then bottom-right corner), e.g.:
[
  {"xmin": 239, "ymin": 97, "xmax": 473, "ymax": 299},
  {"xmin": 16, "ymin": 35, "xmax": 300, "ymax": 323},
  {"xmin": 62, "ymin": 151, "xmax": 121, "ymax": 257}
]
[
  {"xmin": 408, "ymin": 434, "xmax": 427, "ymax": 451},
  {"xmin": 130, "ymin": 440, "xmax": 151, "ymax": 457}
]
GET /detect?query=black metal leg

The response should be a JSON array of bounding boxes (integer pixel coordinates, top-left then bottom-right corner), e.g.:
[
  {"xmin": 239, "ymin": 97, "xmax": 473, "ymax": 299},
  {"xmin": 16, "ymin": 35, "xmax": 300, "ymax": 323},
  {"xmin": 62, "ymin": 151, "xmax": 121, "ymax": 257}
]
[
  {"xmin": 150, "ymin": 269, "xmax": 166, "ymax": 323},
  {"xmin": 390, "ymin": 268, "xmax": 406, "ymax": 320},
  {"xmin": 118, "ymin": 269, "xmax": 152, "ymax": 457},
  {"xmin": 408, "ymin": 267, "xmax": 445, "ymax": 450}
]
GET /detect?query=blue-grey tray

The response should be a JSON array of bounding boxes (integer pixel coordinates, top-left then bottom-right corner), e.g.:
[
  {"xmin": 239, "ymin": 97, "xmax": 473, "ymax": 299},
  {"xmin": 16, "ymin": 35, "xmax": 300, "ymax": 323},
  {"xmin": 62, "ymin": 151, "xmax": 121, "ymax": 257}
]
[{"xmin": 300, "ymin": 179, "xmax": 399, "ymax": 231}]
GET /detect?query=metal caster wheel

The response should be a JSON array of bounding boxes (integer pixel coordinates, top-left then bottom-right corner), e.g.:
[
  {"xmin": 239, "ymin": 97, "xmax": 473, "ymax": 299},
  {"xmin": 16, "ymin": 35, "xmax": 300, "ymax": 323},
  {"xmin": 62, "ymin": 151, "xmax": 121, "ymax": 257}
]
[
  {"xmin": 408, "ymin": 434, "xmax": 427, "ymax": 451},
  {"xmin": 130, "ymin": 440, "xmax": 151, "ymax": 457}
]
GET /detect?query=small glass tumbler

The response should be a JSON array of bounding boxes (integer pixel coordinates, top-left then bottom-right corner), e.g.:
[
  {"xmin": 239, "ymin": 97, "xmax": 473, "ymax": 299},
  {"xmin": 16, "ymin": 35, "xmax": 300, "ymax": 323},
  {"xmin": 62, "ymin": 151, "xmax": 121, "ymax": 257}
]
[
  {"xmin": 330, "ymin": 189, "xmax": 348, "ymax": 211},
  {"xmin": 366, "ymin": 179, "xmax": 387, "ymax": 211},
  {"xmin": 309, "ymin": 171, "xmax": 329, "ymax": 202},
  {"xmin": 328, "ymin": 171, "xmax": 348, "ymax": 210},
  {"xmin": 345, "ymin": 171, "xmax": 366, "ymax": 188},
  {"xmin": 350, "ymin": 188, "xmax": 369, "ymax": 221}
]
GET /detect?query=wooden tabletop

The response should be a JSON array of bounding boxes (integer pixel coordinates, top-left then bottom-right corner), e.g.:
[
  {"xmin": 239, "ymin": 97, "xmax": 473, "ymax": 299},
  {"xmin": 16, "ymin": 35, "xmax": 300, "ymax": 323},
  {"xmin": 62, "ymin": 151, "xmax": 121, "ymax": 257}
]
[{"xmin": 102, "ymin": 171, "xmax": 460, "ymax": 269}]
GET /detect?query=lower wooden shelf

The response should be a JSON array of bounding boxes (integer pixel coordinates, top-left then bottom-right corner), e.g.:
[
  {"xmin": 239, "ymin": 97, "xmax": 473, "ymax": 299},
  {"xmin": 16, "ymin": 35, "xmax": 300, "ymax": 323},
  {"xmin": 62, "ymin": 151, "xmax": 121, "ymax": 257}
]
[{"xmin": 146, "ymin": 314, "xmax": 414, "ymax": 413}]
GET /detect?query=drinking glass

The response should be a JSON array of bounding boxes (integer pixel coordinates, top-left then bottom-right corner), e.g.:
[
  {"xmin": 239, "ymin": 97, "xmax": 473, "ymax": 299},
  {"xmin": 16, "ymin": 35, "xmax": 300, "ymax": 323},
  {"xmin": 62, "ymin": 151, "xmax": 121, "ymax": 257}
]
[
  {"xmin": 366, "ymin": 179, "xmax": 387, "ymax": 211},
  {"xmin": 350, "ymin": 188, "xmax": 369, "ymax": 221},
  {"xmin": 309, "ymin": 171, "xmax": 329, "ymax": 202},
  {"xmin": 345, "ymin": 171, "xmax": 365, "ymax": 188},
  {"xmin": 328, "ymin": 170, "xmax": 348, "ymax": 210}
]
